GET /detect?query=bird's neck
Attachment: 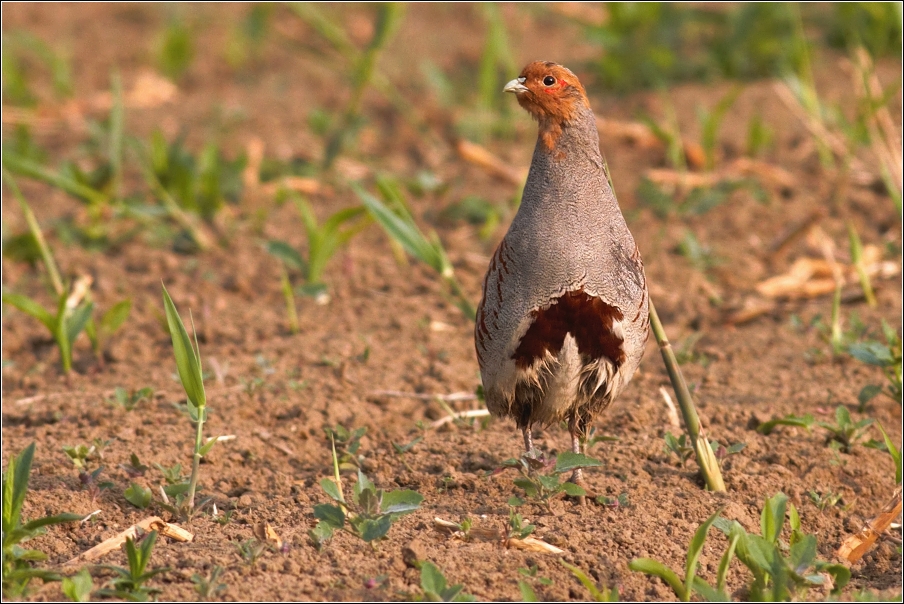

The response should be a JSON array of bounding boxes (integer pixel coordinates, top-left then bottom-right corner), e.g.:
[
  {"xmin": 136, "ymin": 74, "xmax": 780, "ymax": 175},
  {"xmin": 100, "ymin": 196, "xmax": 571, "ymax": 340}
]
[{"xmin": 535, "ymin": 105, "xmax": 602, "ymax": 168}]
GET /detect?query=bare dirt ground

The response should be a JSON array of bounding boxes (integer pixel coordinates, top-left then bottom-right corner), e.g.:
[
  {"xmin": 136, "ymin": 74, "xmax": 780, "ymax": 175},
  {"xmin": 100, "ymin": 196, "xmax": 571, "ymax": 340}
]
[{"xmin": 2, "ymin": 4, "xmax": 901, "ymax": 602}]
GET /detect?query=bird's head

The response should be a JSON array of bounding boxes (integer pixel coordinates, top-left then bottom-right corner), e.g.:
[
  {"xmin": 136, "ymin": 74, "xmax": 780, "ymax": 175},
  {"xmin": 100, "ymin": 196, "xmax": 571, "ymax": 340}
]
[{"xmin": 504, "ymin": 61, "xmax": 590, "ymax": 149}]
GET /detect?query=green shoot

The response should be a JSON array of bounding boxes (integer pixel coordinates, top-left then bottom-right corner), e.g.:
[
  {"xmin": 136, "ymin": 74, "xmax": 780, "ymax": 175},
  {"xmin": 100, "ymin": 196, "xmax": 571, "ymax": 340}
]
[
  {"xmin": 630, "ymin": 508, "xmax": 724, "ymax": 602},
  {"xmin": 320, "ymin": 4, "xmax": 406, "ymax": 168},
  {"xmin": 161, "ymin": 283, "xmax": 220, "ymax": 518},
  {"xmin": 191, "ymin": 565, "xmax": 227, "ymax": 600},
  {"xmin": 561, "ymin": 561, "xmax": 619, "ymax": 602},
  {"xmin": 107, "ymin": 386, "xmax": 154, "ymax": 412},
  {"xmin": 355, "ymin": 182, "xmax": 475, "ymax": 319},
  {"xmin": 85, "ymin": 299, "xmax": 132, "ymax": 367},
  {"xmin": 157, "ymin": 20, "xmax": 195, "ymax": 82},
  {"xmin": 2, "ymin": 443, "xmax": 82, "ymax": 598},
  {"xmin": 664, "ymin": 432, "xmax": 694, "ymax": 467},
  {"xmin": 847, "ymin": 223, "xmax": 877, "ymax": 306},
  {"xmin": 266, "ymin": 192, "xmax": 368, "ymax": 300},
  {"xmin": 96, "ymin": 531, "xmax": 169, "ymax": 600},
  {"xmin": 816, "ymin": 406, "xmax": 873, "ymax": 453},
  {"xmin": 709, "ymin": 440, "xmax": 746, "ymax": 471},
  {"xmin": 503, "ymin": 451, "xmax": 601, "ymax": 510},
  {"xmin": 415, "ymin": 561, "xmax": 475, "ymax": 602},
  {"xmin": 697, "ymin": 86, "xmax": 741, "ymax": 171},
  {"xmin": 235, "ymin": 539, "xmax": 268, "ymax": 568},
  {"xmin": 279, "ymin": 267, "xmax": 299, "ymax": 334}
]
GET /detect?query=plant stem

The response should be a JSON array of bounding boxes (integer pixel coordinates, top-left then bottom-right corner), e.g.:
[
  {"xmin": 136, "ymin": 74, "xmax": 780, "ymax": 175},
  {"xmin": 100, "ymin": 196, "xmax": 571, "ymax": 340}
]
[
  {"xmin": 649, "ymin": 299, "xmax": 726, "ymax": 492},
  {"xmin": 280, "ymin": 267, "xmax": 300, "ymax": 334},
  {"xmin": 187, "ymin": 405, "xmax": 205, "ymax": 511}
]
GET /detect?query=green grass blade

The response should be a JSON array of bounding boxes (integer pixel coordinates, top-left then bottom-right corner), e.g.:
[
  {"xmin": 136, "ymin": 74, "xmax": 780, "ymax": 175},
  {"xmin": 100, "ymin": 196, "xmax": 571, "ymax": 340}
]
[
  {"xmin": 110, "ymin": 71, "xmax": 124, "ymax": 202},
  {"xmin": 629, "ymin": 558, "xmax": 686, "ymax": 600},
  {"xmin": 685, "ymin": 509, "xmax": 722, "ymax": 594},
  {"xmin": 66, "ymin": 302, "xmax": 94, "ymax": 346},
  {"xmin": 875, "ymin": 422, "xmax": 902, "ymax": 484},
  {"xmin": 99, "ymin": 299, "xmax": 132, "ymax": 336},
  {"xmin": 1, "ymin": 292, "xmax": 55, "ymax": 332},
  {"xmin": 161, "ymin": 283, "xmax": 206, "ymax": 409},
  {"xmin": 2, "ymin": 151, "xmax": 107, "ymax": 207},
  {"xmin": 760, "ymin": 492, "xmax": 788, "ymax": 544}
]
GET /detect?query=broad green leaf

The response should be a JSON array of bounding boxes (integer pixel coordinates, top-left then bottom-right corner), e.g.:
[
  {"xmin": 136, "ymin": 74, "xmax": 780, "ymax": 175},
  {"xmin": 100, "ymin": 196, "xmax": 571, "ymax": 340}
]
[
  {"xmin": 518, "ymin": 580, "xmax": 538, "ymax": 602},
  {"xmin": 629, "ymin": 558, "xmax": 686, "ymax": 600},
  {"xmin": 313, "ymin": 503, "xmax": 345, "ymax": 529},
  {"xmin": 686, "ymin": 509, "xmax": 722, "ymax": 593},
  {"xmin": 789, "ymin": 534, "xmax": 816, "ymax": 574},
  {"xmin": 352, "ymin": 470, "xmax": 375, "ymax": 506},
  {"xmin": 1, "ymin": 293, "xmax": 55, "ymax": 331},
  {"xmin": 4, "ymin": 442, "xmax": 36, "ymax": 536},
  {"xmin": 66, "ymin": 301, "xmax": 94, "ymax": 345},
  {"xmin": 420, "ymin": 561, "xmax": 447, "ymax": 595},
  {"xmin": 99, "ymin": 299, "xmax": 131, "ymax": 335},
  {"xmin": 858, "ymin": 384, "xmax": 883, "ymax": 406},
  {"xmin": 690, "ymin": 576, "xmax": 728, "ymax": 602},
  {"xmin": 199, "ymin": 437, "xmax": 218, "ymax": 457},
  {"xmin": 266, "ymin": 240, "xmax": 306, "ymax": 273},
  {"xmin": 308, "ymin": 520, "xmax": 334, "ymax": 546},
  {"xmin": 320, "ymin": 477, "xmax": 344, "ymax": 503},
  {"xmin": 756, "ymin": 414, "xmax": 814, "ymax": 435},
  {"xmin": 358, "ymin": 515, "xmax": 392, "ymax": 542},
  {"xmin": 716, "ymin": 531, "xmax": 739, "ymax": 591},
  {"xmin": 760, "ymin": 492, "xmax": 787, "ymax": 544},
  {"xmin": 815, "ymin": 561, "xmax": 851, "ymax": 593},
  {"xmin": 161, "ymin": 283, "xmax": 206, "ymax": 409},
  {"xmin": 554, "ymin": 452, "xmax": 602, "ymax": 474},
  {"xmin": 537, "ymin": 475, "xmax": 560, "ymax": 491},
  {"xmin": 61, "ymin": 568, "xmax": 94, "ymax": 602},
  {"xmin": 513, "ymin": 477, "xmax": 538, "ymax": 498},
  {"xmin": 124, "ymin": 483, "xmax": 152, "ymax": 509},
  {"xmin": 848, "ymin": 341, "xmax": 893, "ymax": 366},
  {"xmin": 560, "ymin": 482, "xmax": 586, "ymax": 497},
  {"xmin": 381, "ymin": 489, "xmax": 423, "ymax": 515}
]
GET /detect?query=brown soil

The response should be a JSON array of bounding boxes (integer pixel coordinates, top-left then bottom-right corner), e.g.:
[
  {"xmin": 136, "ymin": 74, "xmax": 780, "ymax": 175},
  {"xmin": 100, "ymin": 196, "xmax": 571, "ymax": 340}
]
[{"xmin": 2, "ymin": 4, "xmax": 901, "ymax": 602}]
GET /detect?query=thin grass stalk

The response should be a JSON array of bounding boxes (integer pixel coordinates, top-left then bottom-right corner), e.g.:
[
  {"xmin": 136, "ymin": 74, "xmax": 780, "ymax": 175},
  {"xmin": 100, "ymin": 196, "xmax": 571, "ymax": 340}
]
[
  {"xmin": 322, "ymin": 3, "xmax": 404, "ymax": 168},
  {"xmin": 2, "ymin": 153, "xmax": 107, "ymax": 207},
  {"xmin": 649, "ymin": 299, "xmax": 725, "ymax": 492},
  {"xmin": 2, "ymin": 169, "xmax": 64, "ymax": 296},
  {"xmin": 280, "ymin": 267, "xmax": 300, "ymax": 334},
  {"xmin": 847, "ymin": 223, "xmax": 877, "ymax": 307}
]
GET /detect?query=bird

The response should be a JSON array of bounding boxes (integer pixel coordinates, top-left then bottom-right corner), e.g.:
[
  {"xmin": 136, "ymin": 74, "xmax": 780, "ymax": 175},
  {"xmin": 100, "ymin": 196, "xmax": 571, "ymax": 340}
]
[{"xmin": 475, "ymin": 61, "xmax": 649, "ymax": 491}]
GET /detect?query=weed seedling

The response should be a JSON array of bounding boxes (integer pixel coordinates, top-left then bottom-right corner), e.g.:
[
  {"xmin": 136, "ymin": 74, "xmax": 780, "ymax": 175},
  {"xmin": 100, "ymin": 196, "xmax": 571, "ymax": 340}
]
[
  {"xmin": 60, "ymin": 568, "xmax": 94, "ymax": 602},
  {"xmin": 191, "ymin": 565, "xmax": 227, "ymax": 600},
  {"xmin": 867, "ymin": 422, "xmax": 902, "ymax": 485},
  {"xmin": 97, "ymin": 531, "xmax": 168, "ymax": 600},
  {"xmin": 415, "ymin": 561, "xmax": 475, "ymax": 602},
  {"xmin": 236, "ymin": 539, "xmax": 267, "ymax": 568},
  {"xmin": 119, "ymin": 454, "xmax": 148, "ymax": 479},
  {"xmin": 504, "ymin": 451, "xmax": 601, "ymax": 510},
  {"xmin": 506, "ymin": 508, "xmax": 535, "ymax": 541},
  {"xmin": 596, "ymin": 492, "xmax": 631, "ymax": 509},
  {"xmin": 77, "ymin": 468, "xmax": 114, "ymax": 504},
  {"xmin": 848, "ymin": 320, "xmax": 902, "ymax": 409},
  {"xmin": 2, "ymin": 443, "xmax": 82, "ymax": 598},
  {"xmin": 561, "ymin": 561, "xmax": 619, "ymax": 602},
  {"xmin": 107, "ymin": 386, "xmax": 153, "ymax": 412},
  {"xmin": 517, "ymin": 565, "xmax": 553, "ymax": 602},
  {"xmin": 807, "ymin": 490, "xmax": 845, "ymax": 512},
  {"xmin": 663, "ymin": 432, "xmax": 694, "ymax": 467},
  {"xmin": 391, "ymin": 435, "xmax": 422, "ymax": 472},
  {"xmin": 311, "ymin": 468, "xmax": 423, "ymax": 547},
  {"xmin": 123, "ymin": 483, "xmax": 152, "ymax": 509},
  {"xmin": 817, "ymin": 406, "xmax": 873, "ymax": 453},
  {"xmin": 161, "ymin": 284, "xmax": 223, "ymax": 518},
  {"xmin": 323, "ymin": 424, "xmax": 367, "ymax": 471},
  {"xmin": 709, "ymin": 440, "xmax": 746, "ymax": 471}
]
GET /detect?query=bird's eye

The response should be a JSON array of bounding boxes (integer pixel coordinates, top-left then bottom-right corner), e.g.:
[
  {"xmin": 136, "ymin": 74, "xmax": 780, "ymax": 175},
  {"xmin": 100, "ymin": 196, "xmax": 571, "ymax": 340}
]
[{"xmin": 543, "ymin": 76, "xmax": 556, "ymax": 86}]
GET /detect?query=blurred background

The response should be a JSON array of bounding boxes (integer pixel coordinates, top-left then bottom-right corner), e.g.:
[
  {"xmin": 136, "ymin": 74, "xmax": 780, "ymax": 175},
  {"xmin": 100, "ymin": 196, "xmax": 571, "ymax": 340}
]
[{"xmin": 1, "ymin": 4, "xmax": 902, "ymax": 602}]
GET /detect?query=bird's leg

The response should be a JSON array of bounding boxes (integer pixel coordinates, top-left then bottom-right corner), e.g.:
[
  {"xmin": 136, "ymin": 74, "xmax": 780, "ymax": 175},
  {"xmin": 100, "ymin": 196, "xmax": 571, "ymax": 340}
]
[
  {"xmin": 522, "ymin": 426, "xmax": 534, "ymax": 454},
  {"xmin": 568, "ymin": 413, "xmax": 587, "ymax": 505}
]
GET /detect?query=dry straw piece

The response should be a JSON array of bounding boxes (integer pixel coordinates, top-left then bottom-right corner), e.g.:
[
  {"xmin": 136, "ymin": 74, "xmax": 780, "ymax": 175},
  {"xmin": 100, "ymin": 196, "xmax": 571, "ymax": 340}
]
[
  {"xmin": 837, "ymin": 486, "xmax": 903, "ymax": 564},
  {"xmin": 63, "ymin": 516, "xmax": 192, "ymax": 570}
]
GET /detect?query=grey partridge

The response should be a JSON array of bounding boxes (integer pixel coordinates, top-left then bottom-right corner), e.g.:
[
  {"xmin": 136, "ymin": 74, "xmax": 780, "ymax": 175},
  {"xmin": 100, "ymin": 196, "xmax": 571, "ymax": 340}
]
[{"xmin": 475, "ymin": 61, "xmax": 649, "ymax": 485}]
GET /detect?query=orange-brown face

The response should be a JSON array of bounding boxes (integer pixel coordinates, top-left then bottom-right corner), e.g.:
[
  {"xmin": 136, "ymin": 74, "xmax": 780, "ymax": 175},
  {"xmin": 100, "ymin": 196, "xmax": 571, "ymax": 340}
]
[{"xmin": 504, "ymin": 61, "xmax": 590, "ymax": 149}]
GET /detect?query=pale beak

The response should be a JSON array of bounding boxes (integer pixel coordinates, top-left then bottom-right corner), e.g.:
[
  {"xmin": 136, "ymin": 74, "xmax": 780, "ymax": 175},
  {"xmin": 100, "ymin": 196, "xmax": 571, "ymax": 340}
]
[{"xmin": 503, "ymin": 77, "xmax": 528, "ymax": 94}]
